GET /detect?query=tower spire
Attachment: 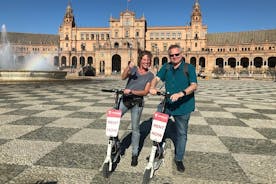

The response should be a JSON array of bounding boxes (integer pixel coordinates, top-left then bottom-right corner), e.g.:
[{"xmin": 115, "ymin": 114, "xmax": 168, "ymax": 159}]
[
  {"xmin": 63, "ymin": 0, "xmax": 76, "ymax": 27},
  {"xmin": 190, "ymin": 0, "xmax": 202, "ymax": 26}
]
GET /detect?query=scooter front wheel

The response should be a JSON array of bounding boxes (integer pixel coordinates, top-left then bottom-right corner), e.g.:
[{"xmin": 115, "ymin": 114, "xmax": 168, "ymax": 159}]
[
  {"xmin": 142, "ymin": 168, "xmax": 152, "ymax": 184},
  {"xmin": 102, "ymin": 162, "xmax": 110, "ymax": 178}
]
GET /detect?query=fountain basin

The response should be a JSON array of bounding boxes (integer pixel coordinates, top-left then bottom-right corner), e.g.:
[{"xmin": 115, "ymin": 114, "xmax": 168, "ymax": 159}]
[{"xmin": 0, "ymin": 70, "xmax": 67, "ymax": 81}]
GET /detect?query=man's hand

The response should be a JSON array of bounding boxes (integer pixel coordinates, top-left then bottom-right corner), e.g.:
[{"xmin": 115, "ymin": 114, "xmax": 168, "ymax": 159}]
[{"xmin": 170, "ymin": 92, "xmax": 184, "ymax": 102}]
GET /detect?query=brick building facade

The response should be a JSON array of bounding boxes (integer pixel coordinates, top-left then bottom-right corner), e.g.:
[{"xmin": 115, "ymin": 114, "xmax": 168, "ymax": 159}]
[{"xmin": 2, "ymin": 0, "xmax": 276, "ymax": 78}]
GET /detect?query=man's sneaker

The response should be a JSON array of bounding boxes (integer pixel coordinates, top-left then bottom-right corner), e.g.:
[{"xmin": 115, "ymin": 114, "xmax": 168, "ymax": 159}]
[
  {"xmin": 131, "ymin": 155, "xmax": 138, "ymax": 166},
  {"xmin": 175, "ymin": 160, "xmax": 185, "ymax": 173}
]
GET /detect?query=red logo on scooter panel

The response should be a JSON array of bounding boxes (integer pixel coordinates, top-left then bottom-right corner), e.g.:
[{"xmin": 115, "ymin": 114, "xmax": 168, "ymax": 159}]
[
  {"xmin": 107, "ymin": 109, "xmax": 122, "ymax": 118},
  {"xmin": 153, "ymin": 112, "xmax": 169, "ymax": 123}
]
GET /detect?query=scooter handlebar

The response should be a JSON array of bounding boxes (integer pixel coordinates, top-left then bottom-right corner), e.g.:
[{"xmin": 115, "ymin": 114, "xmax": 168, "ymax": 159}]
[
  {"xmin": 101, "ymin": 89, "xmax": 124, "ymax": 94},
  {"xmin": 156, "ymin": 91, "xmax": 170, "ymax": 97}
]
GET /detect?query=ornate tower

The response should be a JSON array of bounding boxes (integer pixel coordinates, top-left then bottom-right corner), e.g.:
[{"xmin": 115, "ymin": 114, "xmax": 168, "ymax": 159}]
[
  {"xmin": 62, "ymin": 1, "xmax": 76, "ymax": 27},
  {"xmin": 59, "ymin": 0, "xmax": 77, "ymax": 66},
  {"xmin": 190, "ymin": 0, "xmax": 202, "ymax": 27},
  {"xmin": 189, "ymin": 0, "xmax": 207, "ymax": 52}
]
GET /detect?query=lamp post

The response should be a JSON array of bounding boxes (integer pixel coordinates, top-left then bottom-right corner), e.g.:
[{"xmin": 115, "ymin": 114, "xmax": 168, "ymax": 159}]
[
  {"xmin": 129, "ymin": 43, "xmax": 132, "ymax": 61},
  {"xmin": 154, "ymin": 45, "xmax": 159, "ymax": 72},
  {"xmin": 80, "ymin": 43, "xmax": 85, "ymax": 76},
  {"xmin": 274, "ymin": 66, "xmax": 276, "ymax": 82},
  {"xmin": 57, "ymin": 47, "xmax": 61, "ymax": 70},
  {"xmin": 81, "ymin": 43, "xmax": 85, "ymax": 65}
]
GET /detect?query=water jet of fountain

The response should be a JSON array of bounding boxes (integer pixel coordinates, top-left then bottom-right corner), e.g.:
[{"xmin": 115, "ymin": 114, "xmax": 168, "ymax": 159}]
[
  {"xmin": 0, "ymin": 24, "xmax": 67, "ymax": 81},
  {"xmin": 0, "ymin": 24, "xmax": 17, "ymax": 69}
]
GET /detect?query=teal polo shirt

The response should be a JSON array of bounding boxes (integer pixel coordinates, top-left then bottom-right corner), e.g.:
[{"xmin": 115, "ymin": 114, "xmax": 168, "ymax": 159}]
[{"xmin": 157, "ymin": 61, "xmax": 197, "ymax": 115}]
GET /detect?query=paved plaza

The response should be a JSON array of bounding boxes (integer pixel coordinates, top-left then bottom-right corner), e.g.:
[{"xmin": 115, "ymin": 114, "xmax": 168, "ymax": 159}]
[{"xmin": 0, "ymin": 78, "xmax": 276, "ymax": 184}]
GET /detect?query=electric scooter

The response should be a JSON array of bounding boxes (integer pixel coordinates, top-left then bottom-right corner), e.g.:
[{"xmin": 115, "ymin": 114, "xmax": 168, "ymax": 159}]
[
  {"xmin": 143, "ymin": 91, "xmax": 170, "ymax": 184},
  {"xmin": 101, "ymin": 88, "xmax": 124, "ymax": 178}
]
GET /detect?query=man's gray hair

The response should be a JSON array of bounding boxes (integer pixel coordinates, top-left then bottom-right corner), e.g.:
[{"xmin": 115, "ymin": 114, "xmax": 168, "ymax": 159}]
[{"xmin": 168, "ymin": 44, "xmax": 183, "ymax": 55}]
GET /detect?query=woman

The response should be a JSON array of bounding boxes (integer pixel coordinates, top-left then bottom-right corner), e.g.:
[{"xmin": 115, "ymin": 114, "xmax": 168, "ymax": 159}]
[{"xmin": 120, "ymin": 50, "xmax": 154, "ymax": 166}]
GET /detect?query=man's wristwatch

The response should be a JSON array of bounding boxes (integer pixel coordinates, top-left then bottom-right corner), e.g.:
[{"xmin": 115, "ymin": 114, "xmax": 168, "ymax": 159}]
[{"xmin": 182, "ymin": 90, "xmax": 187, "ymax": 96}]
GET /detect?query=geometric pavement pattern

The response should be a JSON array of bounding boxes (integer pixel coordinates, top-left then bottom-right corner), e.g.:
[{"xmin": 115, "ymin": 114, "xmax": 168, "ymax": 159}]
[{"xmin": 0, "ymin": 78, "xmax": 276, "ymax": 184}]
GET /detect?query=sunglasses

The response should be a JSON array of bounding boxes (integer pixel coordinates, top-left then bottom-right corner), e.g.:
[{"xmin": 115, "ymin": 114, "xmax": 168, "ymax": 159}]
[{"xmin": 169, "ymin": 53, "xmax": 181, "ymax": 57}]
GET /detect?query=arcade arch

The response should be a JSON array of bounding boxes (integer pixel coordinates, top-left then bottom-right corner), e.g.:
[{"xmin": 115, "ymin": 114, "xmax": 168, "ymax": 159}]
[
  {"xmin": 216, "ymin": 58, "xmax": 224, "ymax": 68},
  {"xmin": 228, "ymin": 57, "xmax": 236, "ymax": 68},
  {"xmin": 61, "ymin": 56, "xmax": 66, "ymax": 66},
  {"xmin": 72, "ymin": 56, "xmax": 77, "ymax": 67},
  {"xmin": 190, "ymin": 57, "xmax": 196, "ymax": 67},
  {"xmin": 240, "ymin": 57, "xmax": 249, "ymax": 68},
  {"xmin": 153, "ymin": 57, "xmax": 159, "ymax": 67},
  {"xmin": 162, "ymin": 57, "xmax": 168, "ymax": 65},
  {"xmin": 253, "ymin": 57, "xmax": 263, "ymax": 68},
  {"xmin": 100, "ymin": 61, "xmax": 105, "ymax": 74},
  {"xmin": 88, "ymin": 57, "xmax": 93, "ymax": 65},
  {"xmin": 80, "ymin": 56, "xmax": 85, "ymax": 66},
  {"xmin": 268, "ymin": 57, "xmax": 276, "ymax": 67},
  {"xmin": 199, "ymin": 57, "xmax": 205, "ymax": 68},
  {"xmin": 112, "ymin": 54, "xmax": 121, "ymax": 73}
]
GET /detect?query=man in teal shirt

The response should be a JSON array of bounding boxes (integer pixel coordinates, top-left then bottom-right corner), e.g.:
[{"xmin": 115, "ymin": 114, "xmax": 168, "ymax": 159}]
[{"xmin": 150, "ymin": 44, "xmax": 198, "ymax": 173}]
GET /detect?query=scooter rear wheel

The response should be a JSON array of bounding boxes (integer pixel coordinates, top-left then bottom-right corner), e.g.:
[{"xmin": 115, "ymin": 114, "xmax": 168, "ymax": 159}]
[
  {"xmin": 142, "ymin": 168, "xmax": 152, "ymax": 184},
  {"xmin": 102, "ymin": 162, "xmax": 110, "ymax": 178}
]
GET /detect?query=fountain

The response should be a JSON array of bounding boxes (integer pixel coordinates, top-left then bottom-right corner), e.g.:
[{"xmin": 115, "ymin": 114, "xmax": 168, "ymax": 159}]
[{"xmin": 0, "ymin": 24, "xmax": 67, "ymax": 81}]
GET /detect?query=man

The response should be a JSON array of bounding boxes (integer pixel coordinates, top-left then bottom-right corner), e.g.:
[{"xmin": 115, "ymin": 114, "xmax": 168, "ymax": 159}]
[{"xmin": 150, "ymin": 44, "xmax": 198, "ymax": 172}]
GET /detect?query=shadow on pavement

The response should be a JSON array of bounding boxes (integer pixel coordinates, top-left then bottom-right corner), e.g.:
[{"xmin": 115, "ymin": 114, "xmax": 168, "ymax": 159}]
[{"xmin": 120, "ymin": 117, "xmax": 177, "ymax": 157}]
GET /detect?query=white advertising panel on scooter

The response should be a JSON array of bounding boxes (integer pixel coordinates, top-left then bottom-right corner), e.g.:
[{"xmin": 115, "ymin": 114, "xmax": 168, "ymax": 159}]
[
  {"xmin": 150, "ymin": 112, "xmax": 169, "ymax": 142},
  {"xmin": 106, "ymin": 109, "xmax": 122, "ymax": 137}
]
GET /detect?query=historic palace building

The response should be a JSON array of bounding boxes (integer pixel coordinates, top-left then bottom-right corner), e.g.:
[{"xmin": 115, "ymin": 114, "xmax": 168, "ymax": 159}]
[{"xmin": 2, "ymin": 0, "xmax": 276, "ymax": 78}]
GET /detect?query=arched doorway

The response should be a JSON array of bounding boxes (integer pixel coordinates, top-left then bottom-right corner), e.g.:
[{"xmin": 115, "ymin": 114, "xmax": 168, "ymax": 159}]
[
  {"xmin": 254, "ymin": 57, "xmax": 263, "ymax": 68},
  {"xmin": 88, "ymin": 57, "xmax": 93, "ymax": 66},
  {"xmin": 54, "ymin": 56, "xmax": 59, "ymax": 66},
  {"xmin": 114, "ymin": 42, "xmax": 119, "ymax": 48},
  {"xmin": 100, "ymin": 61, "xmax": 105, "ymax": 74},
  {"xmin": 71, "ymin": 56, "xmax": 77, "ymax": 72},
  {"xmin": 153, "ymin": 57, "xmax": 159, "ymax": 66},
  {"xmin": 162, "ymin": 57, "xmax": 168, "ymax": 65},
  {"xmin": 228, "ymin": 57, "xmax": 236, "ymax": 68},
  {"xmin": 61, "ymin": 56, "xmax": 66, "ymax": 66},
  {"xmin": 199, "ymin": 57, "xmax": 205, "ymax": 68},
  {"xmin": 112, "ymin": 54, "xmax": 121, "ymax": 74},
  {"xmin": 80, "ymin": 56, "xmax": 85, "ymax": 67},
  {"xmin": 268, "ymin": 57, "xmax": 276, "ymax": 68},
  {"xmin": 153, "ymin": 57, "xmax": 160, "ymax": 71},
  {"xmin": 72, "ymin": 56, "xmax": 77, "ymax": 67},
  {"xmin": 216, "ymin": 58, "xmax": 224, "ymax": 68},
  {"xmin": 241, "ymin": 57, "xmax": 249, "ymax": 68},
  {"xmin": 190, "ymin": 57, "xmax": 196, "ymax": 67}
]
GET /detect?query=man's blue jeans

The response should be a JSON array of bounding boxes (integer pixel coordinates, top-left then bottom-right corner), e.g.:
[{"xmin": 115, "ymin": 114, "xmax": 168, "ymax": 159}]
[
  {"xmin": 173, "ymin": 113, "xmax": 191, "ymax": 161},
  {"xmin": 119, "ymin": 102, "xmax": 143, "ymax": 156}
]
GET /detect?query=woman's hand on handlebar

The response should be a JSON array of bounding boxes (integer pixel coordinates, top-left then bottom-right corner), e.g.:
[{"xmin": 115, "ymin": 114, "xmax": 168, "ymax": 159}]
[
  {"xmin": 150, "ymin": 88, "xmax": 158, "ymax": 95},
  {"xmin": 124, "ymin": 88, "xmax": 132, "ymax": 95}
]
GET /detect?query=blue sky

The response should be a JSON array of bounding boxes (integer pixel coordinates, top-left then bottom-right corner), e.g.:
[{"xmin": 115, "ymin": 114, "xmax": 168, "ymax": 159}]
[{"xmin": 0, "ymin": 0, "xmax": 275, "ymax": 35}]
